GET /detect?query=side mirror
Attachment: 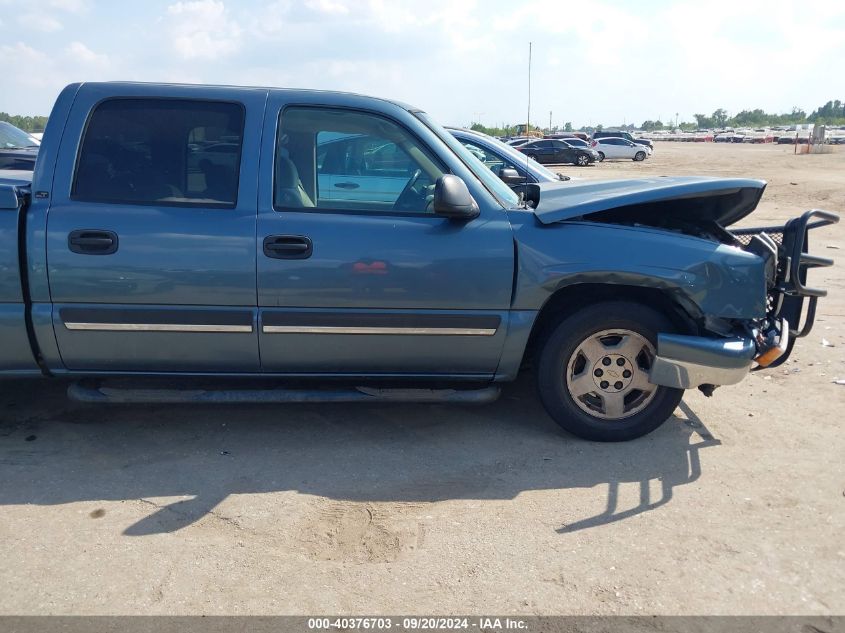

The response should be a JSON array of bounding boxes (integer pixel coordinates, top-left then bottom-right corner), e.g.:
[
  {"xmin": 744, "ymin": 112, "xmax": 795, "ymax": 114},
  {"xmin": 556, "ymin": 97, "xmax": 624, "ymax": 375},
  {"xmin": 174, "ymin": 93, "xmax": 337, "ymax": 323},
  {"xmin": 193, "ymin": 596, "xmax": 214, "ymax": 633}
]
[
  {"xmin": 0, "ymin": 186, "xmax": 22, "ymax": 211},
  {"xmin": 433, "ymin": 175, "xmax": 479, "ymax": 220},
  {"xmin": 498, "ymin": 167, "xmax": 526, "ymax": 185}
]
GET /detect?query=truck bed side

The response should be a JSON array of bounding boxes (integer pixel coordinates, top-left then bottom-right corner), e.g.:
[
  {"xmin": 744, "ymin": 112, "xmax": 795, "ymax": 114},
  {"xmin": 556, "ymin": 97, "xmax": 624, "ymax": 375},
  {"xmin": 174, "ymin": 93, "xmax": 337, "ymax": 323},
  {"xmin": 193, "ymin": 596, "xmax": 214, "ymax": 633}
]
[{"xmin": 0, "ymin": 185, "xmax": 40, "ymax": 374}]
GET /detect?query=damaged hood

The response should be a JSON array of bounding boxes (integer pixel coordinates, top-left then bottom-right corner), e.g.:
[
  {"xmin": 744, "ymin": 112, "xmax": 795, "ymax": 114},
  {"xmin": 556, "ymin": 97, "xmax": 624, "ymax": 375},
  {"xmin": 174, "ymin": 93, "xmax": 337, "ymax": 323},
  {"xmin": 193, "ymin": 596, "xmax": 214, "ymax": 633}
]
[{"xmin": 533, "ymin": 176, "xmax": 767, "ymax": 227}]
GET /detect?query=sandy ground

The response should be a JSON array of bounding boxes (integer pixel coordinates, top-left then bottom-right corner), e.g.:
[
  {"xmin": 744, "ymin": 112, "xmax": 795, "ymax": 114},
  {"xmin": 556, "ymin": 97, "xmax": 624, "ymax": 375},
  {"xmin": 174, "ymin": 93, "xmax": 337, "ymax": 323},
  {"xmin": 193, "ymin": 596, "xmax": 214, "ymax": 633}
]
[{"xmin": 0, "ymin": 142, "xmax": 843, "ymax": 615}]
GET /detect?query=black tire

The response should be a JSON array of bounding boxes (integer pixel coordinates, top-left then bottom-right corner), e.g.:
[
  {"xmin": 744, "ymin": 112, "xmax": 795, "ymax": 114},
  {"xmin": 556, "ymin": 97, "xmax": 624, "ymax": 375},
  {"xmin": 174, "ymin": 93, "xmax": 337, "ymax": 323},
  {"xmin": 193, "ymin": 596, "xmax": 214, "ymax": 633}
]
[
  {"xmin": 536, "ymin": 301, "xmax": 684, "ymax": 442},
  {"xmin": 576, "ymin": 153, "xmax": 590, "ymax": 166},
  {"xmin": 634, "ymin": 151, "xmax": 646, "ymax": 161},
  {"xmin": 597, "ymin": 151, "xmax": 605, "ymax": 161}
]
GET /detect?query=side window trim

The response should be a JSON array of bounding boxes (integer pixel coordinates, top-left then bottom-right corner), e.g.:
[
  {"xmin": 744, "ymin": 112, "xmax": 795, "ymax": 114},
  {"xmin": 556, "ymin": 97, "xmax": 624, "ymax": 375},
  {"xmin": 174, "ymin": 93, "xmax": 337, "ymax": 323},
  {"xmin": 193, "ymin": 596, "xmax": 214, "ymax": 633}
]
[{"xmin": 70, "ymin": 96, "xmax": 246, "ymax": 209}]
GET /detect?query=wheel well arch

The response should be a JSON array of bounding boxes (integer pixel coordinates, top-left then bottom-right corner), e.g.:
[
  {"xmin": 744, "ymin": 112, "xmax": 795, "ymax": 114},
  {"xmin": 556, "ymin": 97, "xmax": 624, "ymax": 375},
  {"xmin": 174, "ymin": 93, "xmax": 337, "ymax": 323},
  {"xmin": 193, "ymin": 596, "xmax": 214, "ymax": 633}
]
[{"xmin": 521, "ymin": 283, "xmax": 699, "ymax": 368}]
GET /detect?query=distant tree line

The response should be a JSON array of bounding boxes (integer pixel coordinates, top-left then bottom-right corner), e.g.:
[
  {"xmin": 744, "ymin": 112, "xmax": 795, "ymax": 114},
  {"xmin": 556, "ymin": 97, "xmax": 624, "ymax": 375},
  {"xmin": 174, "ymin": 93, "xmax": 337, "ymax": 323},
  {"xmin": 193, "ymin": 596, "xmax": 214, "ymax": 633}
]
[
  {"xmin": 0, "ymin": 112, "xmax": 50, "ymax": 133},
  {"xmin": 7, "ymin": 99, "xmax": 845, "ymax": 137},
  {"xmin": 469, "ymin": 99, "xmax": 845, "ymax": 136}
]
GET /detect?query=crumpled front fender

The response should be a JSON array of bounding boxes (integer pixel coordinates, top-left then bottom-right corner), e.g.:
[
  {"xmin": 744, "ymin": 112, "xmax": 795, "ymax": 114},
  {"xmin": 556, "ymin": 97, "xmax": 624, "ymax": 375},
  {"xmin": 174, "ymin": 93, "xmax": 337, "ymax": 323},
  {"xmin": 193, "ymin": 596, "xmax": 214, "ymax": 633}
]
[{"xmin": 510, "ymin": 218, "xmax": 767, "ymax": 320}]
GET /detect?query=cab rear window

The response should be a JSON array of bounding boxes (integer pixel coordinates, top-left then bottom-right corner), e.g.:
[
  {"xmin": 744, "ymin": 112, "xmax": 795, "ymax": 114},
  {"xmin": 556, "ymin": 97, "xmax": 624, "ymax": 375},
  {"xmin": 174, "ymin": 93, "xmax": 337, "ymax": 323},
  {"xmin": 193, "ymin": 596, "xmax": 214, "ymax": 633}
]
[{"xmin": 72, "ymin": 98, "xmax": 244, "ymax": 207}]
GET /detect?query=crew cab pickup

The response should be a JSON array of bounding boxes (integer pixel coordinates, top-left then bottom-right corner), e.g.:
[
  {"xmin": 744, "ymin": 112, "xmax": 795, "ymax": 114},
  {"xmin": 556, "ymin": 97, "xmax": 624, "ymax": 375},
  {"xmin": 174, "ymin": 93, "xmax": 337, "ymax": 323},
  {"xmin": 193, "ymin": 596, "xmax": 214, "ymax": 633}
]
[{"xmin": 0, "ymin": 82, "xmax": 838, "ymax": 441}]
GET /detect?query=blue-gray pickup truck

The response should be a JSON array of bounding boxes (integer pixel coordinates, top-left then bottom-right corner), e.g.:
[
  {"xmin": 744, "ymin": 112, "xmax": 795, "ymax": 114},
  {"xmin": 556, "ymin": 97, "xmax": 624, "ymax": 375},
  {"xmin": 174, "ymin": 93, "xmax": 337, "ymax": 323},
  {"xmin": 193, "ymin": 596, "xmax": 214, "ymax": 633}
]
[{"xmin": 0, "ymin": 82, "xmax": 838, "ymax": 441}]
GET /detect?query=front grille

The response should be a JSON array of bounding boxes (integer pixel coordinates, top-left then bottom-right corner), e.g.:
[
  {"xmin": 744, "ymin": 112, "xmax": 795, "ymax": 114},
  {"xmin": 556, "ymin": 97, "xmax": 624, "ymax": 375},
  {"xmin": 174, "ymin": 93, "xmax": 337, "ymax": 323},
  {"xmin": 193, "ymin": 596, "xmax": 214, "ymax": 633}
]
[{"xmin": 732, "ymin": 230, "xmax": 784, "ymax": 247}]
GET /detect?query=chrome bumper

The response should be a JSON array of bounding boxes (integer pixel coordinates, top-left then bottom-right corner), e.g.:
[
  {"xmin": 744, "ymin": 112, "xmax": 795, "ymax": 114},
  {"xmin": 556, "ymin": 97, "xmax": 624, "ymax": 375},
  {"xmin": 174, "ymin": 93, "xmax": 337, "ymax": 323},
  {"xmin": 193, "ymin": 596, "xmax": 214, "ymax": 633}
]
[{"xmin": 649, "ymin": 333, "xmax": 756, "ymax": 389}]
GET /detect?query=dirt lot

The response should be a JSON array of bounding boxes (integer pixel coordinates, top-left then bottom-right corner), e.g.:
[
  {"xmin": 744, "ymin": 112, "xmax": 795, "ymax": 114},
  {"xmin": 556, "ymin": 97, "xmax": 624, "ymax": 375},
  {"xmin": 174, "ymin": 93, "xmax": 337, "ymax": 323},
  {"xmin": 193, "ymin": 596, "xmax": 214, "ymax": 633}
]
[{"xmin": 1, "ymin": 142, "xmax": 843, "ymax": 615}]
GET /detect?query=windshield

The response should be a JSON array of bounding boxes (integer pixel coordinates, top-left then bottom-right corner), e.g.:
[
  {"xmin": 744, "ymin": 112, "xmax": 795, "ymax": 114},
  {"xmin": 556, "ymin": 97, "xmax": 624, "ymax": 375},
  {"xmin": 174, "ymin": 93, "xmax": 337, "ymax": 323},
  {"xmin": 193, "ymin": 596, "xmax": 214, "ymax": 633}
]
[
  {"xmin": 414, "ymin": 113, "xmax": 520, "ymax": 208},
  {"xmin": 0, "ymin": 122, "xmax": 40, "ymax": 149}
]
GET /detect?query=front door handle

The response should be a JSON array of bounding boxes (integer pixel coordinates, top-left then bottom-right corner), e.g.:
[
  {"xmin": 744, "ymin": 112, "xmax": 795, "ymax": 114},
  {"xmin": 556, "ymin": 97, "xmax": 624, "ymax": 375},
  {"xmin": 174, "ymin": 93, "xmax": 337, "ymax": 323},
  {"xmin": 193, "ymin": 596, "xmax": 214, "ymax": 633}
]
[
  {"xmin": 334, "ymin": 182, "xmax": 360, "ymax": 189},
  {"xmin": 263, "ymin": 235, "xmax": 313, "ymax": 260},
  {"xmin": 68, "ymin": 230, "xmax": 118, "ymax": 255}
]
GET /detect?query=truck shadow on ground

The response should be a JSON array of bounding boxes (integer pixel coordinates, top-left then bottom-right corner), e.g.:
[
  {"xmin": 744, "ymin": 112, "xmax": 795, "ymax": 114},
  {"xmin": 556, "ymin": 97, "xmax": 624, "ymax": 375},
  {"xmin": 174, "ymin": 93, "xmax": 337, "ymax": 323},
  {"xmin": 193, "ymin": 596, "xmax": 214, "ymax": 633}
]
[{"xmin": 0, "ymin": 375, "xmax": 720, "ymax": 537}]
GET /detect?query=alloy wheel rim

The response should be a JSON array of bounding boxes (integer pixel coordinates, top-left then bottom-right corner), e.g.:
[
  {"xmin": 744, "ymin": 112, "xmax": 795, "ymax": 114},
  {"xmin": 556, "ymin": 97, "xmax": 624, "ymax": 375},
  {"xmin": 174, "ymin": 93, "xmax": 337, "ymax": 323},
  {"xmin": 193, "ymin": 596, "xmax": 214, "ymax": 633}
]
[{"xmin": 564, "ymin": 329, "xmax": 657, "ymax": 420}]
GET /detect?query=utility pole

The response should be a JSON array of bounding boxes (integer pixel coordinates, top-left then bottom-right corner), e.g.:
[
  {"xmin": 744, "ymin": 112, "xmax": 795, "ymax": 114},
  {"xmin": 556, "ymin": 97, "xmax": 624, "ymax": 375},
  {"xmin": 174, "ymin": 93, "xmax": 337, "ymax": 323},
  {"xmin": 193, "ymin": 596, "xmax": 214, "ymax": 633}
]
[
  {"xmin": 549, "ymin": 111, "xmax": 552, "ymax": 133},
  {"xmin": 526, "ymin": 42, "xmax": 532, "ymax": 136}
]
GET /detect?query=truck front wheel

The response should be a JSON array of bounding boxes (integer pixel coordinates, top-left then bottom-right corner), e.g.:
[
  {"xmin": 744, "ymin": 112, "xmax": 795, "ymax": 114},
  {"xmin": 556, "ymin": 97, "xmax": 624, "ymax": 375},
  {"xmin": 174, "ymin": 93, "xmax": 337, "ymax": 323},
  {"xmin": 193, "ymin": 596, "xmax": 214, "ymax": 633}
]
[{"xmin": 536, "ymin": 301, "xmax": 684, "ymax": 441}]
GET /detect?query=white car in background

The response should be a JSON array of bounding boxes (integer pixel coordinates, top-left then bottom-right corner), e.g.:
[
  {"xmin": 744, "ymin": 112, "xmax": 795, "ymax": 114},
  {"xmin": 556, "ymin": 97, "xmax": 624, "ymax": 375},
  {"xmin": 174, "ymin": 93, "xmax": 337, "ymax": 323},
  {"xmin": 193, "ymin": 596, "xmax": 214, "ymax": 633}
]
[{"xmin": 590, "ymin": 137, "xmax": 652, "ymax": 161}]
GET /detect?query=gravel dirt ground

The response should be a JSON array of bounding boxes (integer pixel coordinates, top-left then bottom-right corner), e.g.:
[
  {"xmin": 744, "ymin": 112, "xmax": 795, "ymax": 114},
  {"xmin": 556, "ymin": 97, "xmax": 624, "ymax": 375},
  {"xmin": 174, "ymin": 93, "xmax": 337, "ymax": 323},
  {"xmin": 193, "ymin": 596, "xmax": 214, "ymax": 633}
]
[{"xmin": 1, "ymin": 142, "xmax": 843, "ymax": 615}]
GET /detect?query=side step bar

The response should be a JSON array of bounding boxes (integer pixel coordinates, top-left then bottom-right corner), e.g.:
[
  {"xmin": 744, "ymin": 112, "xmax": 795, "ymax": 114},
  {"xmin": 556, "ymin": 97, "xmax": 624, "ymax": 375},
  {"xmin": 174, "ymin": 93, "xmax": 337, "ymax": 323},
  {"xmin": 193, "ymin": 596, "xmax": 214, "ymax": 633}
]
[{"xmin": 67, "ymin": 382, "xmax": 501, "ymax": 405}]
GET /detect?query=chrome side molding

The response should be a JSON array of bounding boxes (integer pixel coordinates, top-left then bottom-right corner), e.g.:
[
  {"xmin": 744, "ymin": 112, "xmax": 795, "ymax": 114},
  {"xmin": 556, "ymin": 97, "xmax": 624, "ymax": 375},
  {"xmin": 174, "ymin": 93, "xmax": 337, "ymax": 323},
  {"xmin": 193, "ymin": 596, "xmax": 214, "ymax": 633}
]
[
  {"xmin": 64, "ymin": 323, "xmax": 252, "ymax": 333},
  {"xmin": 261, "ymin": 325, "xmax": 496, "ymax": 336}
]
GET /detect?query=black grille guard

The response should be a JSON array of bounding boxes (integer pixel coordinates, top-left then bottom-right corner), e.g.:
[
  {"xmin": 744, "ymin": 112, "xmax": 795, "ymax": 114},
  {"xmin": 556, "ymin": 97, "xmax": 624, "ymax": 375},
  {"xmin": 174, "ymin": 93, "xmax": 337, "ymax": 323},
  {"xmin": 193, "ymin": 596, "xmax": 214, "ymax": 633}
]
[{"xmin": 732, "ymin": 210, "xmax": 838, "ymax": 368}]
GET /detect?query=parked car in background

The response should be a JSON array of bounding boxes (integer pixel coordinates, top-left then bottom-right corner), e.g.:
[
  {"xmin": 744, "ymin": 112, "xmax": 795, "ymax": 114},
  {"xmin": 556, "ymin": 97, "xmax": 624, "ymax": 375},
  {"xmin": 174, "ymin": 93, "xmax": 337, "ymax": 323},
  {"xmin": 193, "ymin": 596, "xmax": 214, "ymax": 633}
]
[
  {"xmin": 631, "ymin": 137, "xmax": 654, "ymax": 150},
  {"xmin": 592, "ymin": 130, "xmax": 636, "ymax": 142},
  {"xmin": 506, "ymin": 137, "xmax": 534, "ymax": 147},
  {"xmin": 0, "ymin": 121, "xmax": 40, "ymax": 171},
  {"xmin": 313, "ymin": 133, "xmax": 423, "ymax": 204},
  {"xmin": 558, "ymin": 137, "xmax": 591, "ymax": 149},
  {"xmin": 545, "ymin": 132, "xmax": 589, "ymax": 142},
  {"xmin": 743, "ymin": 129, "xmax": 774, "ymax": 144},
  {"xmin": 591, "ymin": 137, "xmax": 651, "ymax": 161},
  {"xmin": 448, "ymin": 127, "xmax": 572, "ymax": 186},
  {"xmin": 777, "ymin": 134, "xmax": 810, "ymax": 144},
  {"xmin": 518, "ymin": 139, "xmax": 599, "ymax": 166}
]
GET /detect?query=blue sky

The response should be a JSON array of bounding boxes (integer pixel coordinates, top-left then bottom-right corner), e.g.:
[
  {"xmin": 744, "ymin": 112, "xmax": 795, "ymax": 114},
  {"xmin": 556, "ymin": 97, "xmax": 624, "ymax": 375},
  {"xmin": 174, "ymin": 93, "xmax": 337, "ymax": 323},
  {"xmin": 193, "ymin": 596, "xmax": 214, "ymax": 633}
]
[{"xmin": 1, "ymin": 0, "xmax": 844, "ymax": 127}]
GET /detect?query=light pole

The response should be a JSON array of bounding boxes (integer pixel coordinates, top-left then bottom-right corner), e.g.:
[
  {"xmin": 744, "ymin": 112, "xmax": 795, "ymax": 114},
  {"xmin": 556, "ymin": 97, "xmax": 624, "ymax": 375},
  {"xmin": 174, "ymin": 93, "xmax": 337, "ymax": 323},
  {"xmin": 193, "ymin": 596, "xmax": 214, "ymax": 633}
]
[{"xmin": 526, "ymin": 42, "xmax": 532, "ymax": 137}]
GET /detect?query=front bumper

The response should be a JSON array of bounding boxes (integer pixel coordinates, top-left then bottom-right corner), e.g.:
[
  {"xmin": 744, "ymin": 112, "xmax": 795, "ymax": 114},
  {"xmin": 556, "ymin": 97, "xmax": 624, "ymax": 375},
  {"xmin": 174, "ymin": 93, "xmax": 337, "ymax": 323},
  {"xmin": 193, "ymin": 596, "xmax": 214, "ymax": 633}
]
[
  {"xmin": 652, "ymin": 209, "xmax": 839, "ymax": 390},
  {"xmin": 649, "ymin": 333, "xmax": 757, "ymax": 389}
]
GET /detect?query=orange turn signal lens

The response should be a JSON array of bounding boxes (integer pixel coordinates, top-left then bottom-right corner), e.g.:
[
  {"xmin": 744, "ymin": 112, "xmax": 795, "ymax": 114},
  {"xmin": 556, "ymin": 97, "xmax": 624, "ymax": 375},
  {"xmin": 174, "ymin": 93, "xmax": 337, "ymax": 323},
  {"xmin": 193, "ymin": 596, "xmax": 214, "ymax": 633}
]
[{"xmin": 755, "ymin": 346, "xmax": 784, "ymax": 368}]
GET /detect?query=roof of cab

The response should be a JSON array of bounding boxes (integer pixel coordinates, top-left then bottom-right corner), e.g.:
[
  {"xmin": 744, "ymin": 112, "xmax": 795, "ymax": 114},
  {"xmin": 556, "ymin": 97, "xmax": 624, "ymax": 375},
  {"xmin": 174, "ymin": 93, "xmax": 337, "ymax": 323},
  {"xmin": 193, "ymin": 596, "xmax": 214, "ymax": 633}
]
[{"xmin": 83, "ymin": 81, "xmax": 423, "ymax": 113}]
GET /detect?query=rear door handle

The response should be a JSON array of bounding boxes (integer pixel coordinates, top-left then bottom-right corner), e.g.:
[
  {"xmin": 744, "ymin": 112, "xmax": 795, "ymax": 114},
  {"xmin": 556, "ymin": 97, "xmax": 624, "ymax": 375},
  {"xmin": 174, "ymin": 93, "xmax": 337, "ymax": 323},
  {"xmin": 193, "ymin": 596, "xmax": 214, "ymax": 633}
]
[
  {"xmin": 68, "ymin": 230, "xmax": 118, "ymax": 255},
  {"xmin": 263, "ymin": 235, "xmax": 313, "ymax": 259},
  {"xmin": 334, "ymin": 182, "xmax": 360, "ymax": 189}
]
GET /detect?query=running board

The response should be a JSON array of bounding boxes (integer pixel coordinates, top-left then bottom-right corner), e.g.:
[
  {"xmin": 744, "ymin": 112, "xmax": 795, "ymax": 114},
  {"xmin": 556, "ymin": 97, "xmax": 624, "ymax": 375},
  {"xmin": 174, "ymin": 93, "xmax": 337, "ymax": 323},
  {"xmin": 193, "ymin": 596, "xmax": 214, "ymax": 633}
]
[{"xmin": 67, "ymin": 382, "xmax": 501, "ymax": 405}]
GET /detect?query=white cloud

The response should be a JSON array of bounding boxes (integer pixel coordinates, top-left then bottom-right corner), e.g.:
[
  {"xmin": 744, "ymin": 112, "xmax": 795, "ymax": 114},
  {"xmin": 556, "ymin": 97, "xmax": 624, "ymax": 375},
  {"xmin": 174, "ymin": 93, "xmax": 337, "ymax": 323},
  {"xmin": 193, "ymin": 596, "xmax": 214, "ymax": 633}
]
[
  {"xmin": 304, "ymin": 0, "xmax": 349, "ymax": 15},
  {"xmin": 0, "ymin": 42, "xmax": 63, "ymax": 96},
  {"xmin": 18, "ymin": 13, "xmax": 63, "ymax": 32},
  {"xmin": 0, "ymin": 39, "xmax": 116, "ymax": 114},
  {"xmin": 66, "ymin": 41, "xmax": 109, "ymax": 66},
  {"xmin": 166, "ymin": 0, "xmax": 242, "ymax": 60},
  {"xmin": 48, "ymin": 0, "xmax": 89, "ymax": 12},
  {"xmin": 2, "ymin": 0, "xmax": 92, "ymax": 12},
  {"xmin": 0, "ymin": 41, "xmax": 49, "ymax": 66},
  {"xmin": 3, "ymin": 0, "xmax": 845, "ymax": 126}
]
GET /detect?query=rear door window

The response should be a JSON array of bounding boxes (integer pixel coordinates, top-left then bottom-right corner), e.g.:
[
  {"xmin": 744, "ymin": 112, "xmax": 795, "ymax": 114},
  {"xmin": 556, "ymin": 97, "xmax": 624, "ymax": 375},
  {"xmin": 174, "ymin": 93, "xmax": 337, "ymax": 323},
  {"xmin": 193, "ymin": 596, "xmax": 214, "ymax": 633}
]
[{"xmin": 72, "ymin": 98, "xmax": 244, "ymax": 207}]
